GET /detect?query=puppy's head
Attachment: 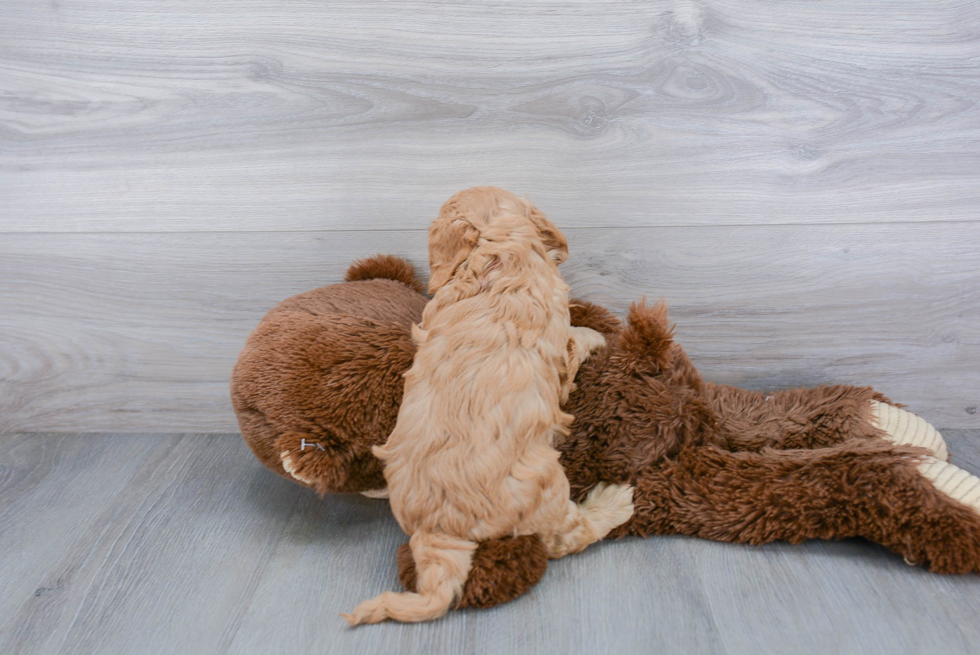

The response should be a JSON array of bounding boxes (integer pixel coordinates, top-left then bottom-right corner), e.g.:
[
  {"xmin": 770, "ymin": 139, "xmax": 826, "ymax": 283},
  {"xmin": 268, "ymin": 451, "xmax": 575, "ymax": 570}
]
[{"xmin": 427, "ymin": 187, "xmax": 568, "ymax": 293}]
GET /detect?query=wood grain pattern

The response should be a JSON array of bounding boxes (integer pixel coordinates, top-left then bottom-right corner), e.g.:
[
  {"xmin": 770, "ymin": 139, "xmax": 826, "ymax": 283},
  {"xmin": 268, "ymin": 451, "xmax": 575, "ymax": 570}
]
[
  {"xmin": 0, "ymin": 434, "xmax": 303, "ymax": 655},
  {"xmin": 2, "ymin": 0, "xmax": 979, "ymax": 231},
  {"xmin": 1, "ymin": 432, "xmax": 979, "ymax": 655},
  {"xmin": 1, "ymin": 224, "xmax": 977, "ymax": 432},
  {"xmin": 0, "ymin": 434, "xmax": 162, "ymax": 632},
  {"xmin": 2, "ymin": 0, "xmax": 978, "ymax": 431}
]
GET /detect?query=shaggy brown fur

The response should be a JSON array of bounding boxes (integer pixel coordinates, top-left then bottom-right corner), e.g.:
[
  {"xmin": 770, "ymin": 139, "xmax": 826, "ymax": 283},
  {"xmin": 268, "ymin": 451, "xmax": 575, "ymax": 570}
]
[
  {"xmin": 346, "ymin": 254, "xmax": 426, "ymax": 295},
  {"xmin": 230, "ymin": 255, "xmax": 980, "ymax": 610},
  {"xmin": 231, "ymin": 278, "xmax": 426, "ymax": 494}
]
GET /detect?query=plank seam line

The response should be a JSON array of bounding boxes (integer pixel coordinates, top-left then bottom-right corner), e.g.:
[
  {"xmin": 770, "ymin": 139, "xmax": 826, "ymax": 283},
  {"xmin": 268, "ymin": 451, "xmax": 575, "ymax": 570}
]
[{"xmin": 3, "ymin": 218, "xmax": 980, "ymax": 236}]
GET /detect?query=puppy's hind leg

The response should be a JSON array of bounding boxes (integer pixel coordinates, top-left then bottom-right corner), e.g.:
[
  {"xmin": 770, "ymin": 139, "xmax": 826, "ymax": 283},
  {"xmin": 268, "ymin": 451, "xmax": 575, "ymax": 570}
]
[
  {"xmin": 543, "ymin": 482, "xmax": 635, "ymax": 559},
  {"xmin": 342, "ymin": 532, "xmax": 476, "ymax": 625}
]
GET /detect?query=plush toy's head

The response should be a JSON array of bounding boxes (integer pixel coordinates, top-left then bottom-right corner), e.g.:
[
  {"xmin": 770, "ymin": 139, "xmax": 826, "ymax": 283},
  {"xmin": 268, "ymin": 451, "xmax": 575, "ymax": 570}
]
[{"xmin": 231, "ymin": 255, "xmax": 427, "ymax": 495}]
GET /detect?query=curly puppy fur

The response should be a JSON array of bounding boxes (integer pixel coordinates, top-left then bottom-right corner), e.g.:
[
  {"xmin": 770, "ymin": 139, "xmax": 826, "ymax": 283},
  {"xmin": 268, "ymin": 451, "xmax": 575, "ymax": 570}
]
[{"xmin": 343, "ymin": 187, "xmax": 632, "ymax": 625}]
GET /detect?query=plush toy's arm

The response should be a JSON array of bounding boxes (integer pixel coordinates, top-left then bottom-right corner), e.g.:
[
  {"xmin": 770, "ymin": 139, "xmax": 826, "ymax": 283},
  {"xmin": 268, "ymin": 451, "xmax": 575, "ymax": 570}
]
[
  {"xmin": 703, "ymin": 383, "xmax": 948, "ymax": 459},
  {"xmin": 621, "ymin": 441, "xmax": 980, "ymax": 573}
]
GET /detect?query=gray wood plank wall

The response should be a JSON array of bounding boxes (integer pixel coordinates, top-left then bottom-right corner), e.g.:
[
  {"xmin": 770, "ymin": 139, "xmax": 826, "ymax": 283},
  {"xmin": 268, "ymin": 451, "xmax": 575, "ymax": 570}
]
[{"xmin": 2, "ymin": 0, "xmax": 979, "ymax": 431}]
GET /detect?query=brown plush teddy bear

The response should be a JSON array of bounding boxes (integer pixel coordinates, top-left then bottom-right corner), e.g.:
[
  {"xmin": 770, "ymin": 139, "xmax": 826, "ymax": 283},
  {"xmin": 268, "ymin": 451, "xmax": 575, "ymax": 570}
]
[{"xmin": 231, "ymin": 254, "xmax": 980, "ymax": 609}]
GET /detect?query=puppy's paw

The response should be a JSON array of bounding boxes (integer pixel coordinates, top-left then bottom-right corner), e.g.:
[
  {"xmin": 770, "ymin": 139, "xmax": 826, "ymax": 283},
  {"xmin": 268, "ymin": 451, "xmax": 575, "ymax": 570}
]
[
  {"xmin": 570, "ymin": 326, "xmax": 607, "ymax": 360},
  {"xmin": 871, "ymin": 401, "xmax": 948, "ymax": 461},
  {"xmin": 580, "ymin": 482, "xmax": 635, "ymax": 537}
]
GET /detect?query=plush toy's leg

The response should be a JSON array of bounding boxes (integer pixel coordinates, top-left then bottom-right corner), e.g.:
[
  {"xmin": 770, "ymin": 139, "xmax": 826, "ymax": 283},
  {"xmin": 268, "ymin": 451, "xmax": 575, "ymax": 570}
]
[
  {"xmin": 626, "ymin": 441, "xmax": 980, "ymax": 573},
  {"xmin": 703, "ymin": 383, "xmax": 948, "ymax": 459},
  {"xmin": 871, "ymin": 400, "xmax": 948, "ymax": 461},
  {"xmin": 398, "ymin": 448, "xmax": 980, "ymax": 610},
  {"xmin": 917, "ymin": 457, "xmax": 980, "ymax": 514}
]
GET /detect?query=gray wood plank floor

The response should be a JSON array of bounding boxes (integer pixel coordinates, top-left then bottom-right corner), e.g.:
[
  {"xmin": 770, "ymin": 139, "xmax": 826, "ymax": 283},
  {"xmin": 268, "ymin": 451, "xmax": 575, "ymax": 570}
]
[{"xmin": 2, "ymin": 431, "xmax": 980, "ymax": 655}]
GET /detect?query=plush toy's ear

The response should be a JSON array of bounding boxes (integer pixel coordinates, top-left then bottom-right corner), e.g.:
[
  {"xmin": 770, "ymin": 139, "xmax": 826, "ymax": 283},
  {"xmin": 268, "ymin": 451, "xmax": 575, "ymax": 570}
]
[
  {"xmin": 427, "ymin": 213, "xmax": 480, "ymax": 294},
  {"xmin": 524, "ymin": 201, "xmax": 569, "ymax": 265},
  {"xmin": 614, "ymin": 298, "xmax": 677, "ymax": 376}
]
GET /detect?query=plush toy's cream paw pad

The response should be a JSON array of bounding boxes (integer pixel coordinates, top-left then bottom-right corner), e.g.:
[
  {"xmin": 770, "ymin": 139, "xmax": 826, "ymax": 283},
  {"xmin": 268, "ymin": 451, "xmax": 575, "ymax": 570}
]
[
  {"xmin": 918, "ymin": 457, "xmax": 980, "ymax": 515},
  {"xmin": 360, "ymin": 488, "xmax": 389, "ymax": 499},
  {"xmin": 871, "ymin": 401, "xmax": 948, "ymax": 461},
  {"xmin": 280, "ymin": 450, "xmax": 317, "ymax": 485},
  {"xmin": 580, "ymin": 482, "xmax": 635, "ymax": 536}
]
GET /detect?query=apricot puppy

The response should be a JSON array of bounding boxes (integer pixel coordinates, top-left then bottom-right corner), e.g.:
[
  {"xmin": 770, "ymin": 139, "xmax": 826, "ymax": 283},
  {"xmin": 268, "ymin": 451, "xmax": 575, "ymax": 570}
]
[{"xmin": 343, "ymin": 187, "xmax": 634, "ymax": 625}]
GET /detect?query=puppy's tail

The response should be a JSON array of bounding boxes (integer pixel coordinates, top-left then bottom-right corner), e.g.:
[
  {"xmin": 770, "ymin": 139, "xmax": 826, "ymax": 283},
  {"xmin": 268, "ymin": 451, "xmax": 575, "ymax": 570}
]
[{"xmin": 342, "ymin": 532, "xmax": 476, "ymax": 625}]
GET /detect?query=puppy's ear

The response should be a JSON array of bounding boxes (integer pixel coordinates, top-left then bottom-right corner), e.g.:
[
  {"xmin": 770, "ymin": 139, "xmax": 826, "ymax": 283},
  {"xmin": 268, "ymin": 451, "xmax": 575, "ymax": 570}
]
[
  {"xmin": 427, "ymin": 214, "xmax": 479, "ymax": 293},
  {"xmin": 525, "ymin": 203, "xmax": 569, "ymax": 265}
]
